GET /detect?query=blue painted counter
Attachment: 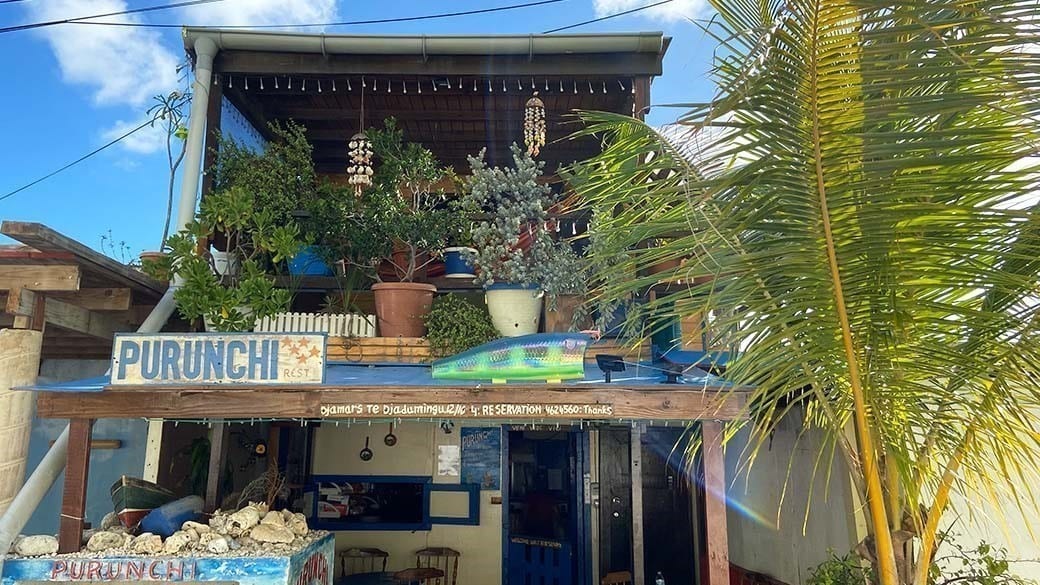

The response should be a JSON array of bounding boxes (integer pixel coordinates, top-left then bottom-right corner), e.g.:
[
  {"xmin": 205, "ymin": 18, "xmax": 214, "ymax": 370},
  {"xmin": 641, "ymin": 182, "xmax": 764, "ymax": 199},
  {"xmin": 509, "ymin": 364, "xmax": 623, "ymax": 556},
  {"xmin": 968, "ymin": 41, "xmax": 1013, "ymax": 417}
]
[{"xmin": 2, "ymin": 534, "xmax": 333, "ymax": 585}]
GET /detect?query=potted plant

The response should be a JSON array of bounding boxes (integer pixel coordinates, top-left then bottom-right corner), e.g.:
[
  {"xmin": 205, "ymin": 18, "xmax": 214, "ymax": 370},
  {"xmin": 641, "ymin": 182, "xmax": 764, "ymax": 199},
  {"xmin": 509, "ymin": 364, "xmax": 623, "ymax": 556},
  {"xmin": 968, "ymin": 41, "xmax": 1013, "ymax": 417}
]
[
  {"xmin": 460, "ymin": 145, "xmax": 559, "ymax": 336},
  {"xmin": 423, "ymin": 294, "xmax": 499, "ymax": 357},
  {"xmin": 541, "ymin": 244, "xmax": 590, "ymax": 333},
  {"xmin": 441, "ymin": 198, "xmax": 477, "ymax": 279},
  {"xmin": 166, "ymin": 187, "xmax": 304, "ymax": 332},
  {"xmin": 335, "ymin": 118, "xmax": 454, "ymax": 337}
]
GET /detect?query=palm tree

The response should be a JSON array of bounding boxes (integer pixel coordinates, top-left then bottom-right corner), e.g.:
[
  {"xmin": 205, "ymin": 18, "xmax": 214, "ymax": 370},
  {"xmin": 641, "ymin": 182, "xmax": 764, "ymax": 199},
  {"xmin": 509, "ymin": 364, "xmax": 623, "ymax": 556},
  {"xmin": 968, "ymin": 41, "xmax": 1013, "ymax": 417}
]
[{"xmin": 565, "ymin": 1, "xmax": 1040, "ymax": 584}]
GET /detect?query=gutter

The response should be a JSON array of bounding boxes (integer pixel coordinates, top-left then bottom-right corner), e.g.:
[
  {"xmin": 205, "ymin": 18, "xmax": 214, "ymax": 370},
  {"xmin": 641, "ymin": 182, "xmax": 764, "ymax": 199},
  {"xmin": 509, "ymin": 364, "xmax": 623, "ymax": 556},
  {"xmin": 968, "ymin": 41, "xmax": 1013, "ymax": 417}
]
[
  {"xmin": 182, "ymin": 28, "xmax": 666, "ymax": 57},
  {"xmin": 0, "ymin": 35, "xmax": 219, "ymax": 571}
]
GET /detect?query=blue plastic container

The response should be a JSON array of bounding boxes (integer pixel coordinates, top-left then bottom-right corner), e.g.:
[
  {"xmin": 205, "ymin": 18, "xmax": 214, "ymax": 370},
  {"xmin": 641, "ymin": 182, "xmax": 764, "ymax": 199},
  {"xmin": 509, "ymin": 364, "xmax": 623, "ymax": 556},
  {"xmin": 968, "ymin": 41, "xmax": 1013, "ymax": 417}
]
[
  {"xmin": 443, "ymin": 247, "xmax": 477, "ymax": 278},
  {"xmin": 139, "ymin": 495, "xmax": 203, "ymax": 537},
  {"xmin": 288, "ymin": 246, "xmax": 335, "ymax": 277}
]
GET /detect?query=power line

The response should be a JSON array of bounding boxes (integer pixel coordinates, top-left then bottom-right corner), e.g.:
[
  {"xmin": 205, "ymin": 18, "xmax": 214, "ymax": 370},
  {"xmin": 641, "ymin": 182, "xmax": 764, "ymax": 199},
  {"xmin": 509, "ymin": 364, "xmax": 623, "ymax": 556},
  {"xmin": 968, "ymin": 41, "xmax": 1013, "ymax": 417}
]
[
  {"xmin": 67, "ymin": 0, "xmax": 570, "ymax": 30},
  {"xmin": 0, "ymin": 120, "xmax": 152, "ymax": 203},
  {"xmin": 543, "ymin": 0, "xmax": 676, "ymax": 33},
  {"xmin": 0, "ymin": 0, "xmax": 227, "ymax": 33}
]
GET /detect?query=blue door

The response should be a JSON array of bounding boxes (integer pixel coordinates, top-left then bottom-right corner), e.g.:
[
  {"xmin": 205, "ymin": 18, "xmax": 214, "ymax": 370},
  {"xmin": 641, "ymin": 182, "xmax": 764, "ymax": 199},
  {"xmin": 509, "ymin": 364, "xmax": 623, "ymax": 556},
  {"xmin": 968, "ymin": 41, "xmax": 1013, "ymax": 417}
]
[{"xmin": 504, "ymin": 429, "xmax": 588, "ymax": 585}]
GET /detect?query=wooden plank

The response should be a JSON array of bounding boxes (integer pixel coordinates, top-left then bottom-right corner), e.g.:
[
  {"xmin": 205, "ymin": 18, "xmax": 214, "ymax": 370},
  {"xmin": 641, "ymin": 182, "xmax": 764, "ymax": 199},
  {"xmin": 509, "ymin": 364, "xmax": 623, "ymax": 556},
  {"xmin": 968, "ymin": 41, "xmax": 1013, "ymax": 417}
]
[
  {"xmin": 36, "ymin": 385, "xmax": 748, "ymax": 421},
  {"xmin": 49, "ymin": 288, "xmax": 131, "ymax": 311},
  {"xmin": 4, "ymin": 287, "xmax": 35, "ymax": 316},
  {"xmin": 631, "ymin": 426, "xmax": 645, "ymax": 585},
  {"xmin": 58, "ymin": 419, "xmax": 93, "ymax": 553},
  {"xmin": 204, "ymin": 421, "xmax": 228, "ymax": 512},
  {"xmin": 701, "ymin": 421, "xmax": 730, "ymax": 585},
  {"xmin": 43, "ymin": 297, "xmax": 121, "ymax": 339},
  {"xmin": 0, "ymin": 222, "xmax": 163, "ymax": 295},
  {"xmin": 0, "ymin": 265, "xmax": 80, "ymax": 292}
]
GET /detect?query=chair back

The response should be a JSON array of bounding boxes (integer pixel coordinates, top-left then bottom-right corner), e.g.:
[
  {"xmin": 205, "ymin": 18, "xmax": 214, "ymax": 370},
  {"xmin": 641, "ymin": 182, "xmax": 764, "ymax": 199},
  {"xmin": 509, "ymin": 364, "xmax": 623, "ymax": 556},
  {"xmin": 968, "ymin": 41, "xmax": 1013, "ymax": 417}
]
[
  {"xmin": 415, "ymin": 547, "xmax": 461, "ymax": 585},
  {"xmin": 601, "ymin": 571, "xmax": 634, "ymax": 585},
  {"xmin": 339, "ymin": 548, "xmax": 389, "ymax": 576}
]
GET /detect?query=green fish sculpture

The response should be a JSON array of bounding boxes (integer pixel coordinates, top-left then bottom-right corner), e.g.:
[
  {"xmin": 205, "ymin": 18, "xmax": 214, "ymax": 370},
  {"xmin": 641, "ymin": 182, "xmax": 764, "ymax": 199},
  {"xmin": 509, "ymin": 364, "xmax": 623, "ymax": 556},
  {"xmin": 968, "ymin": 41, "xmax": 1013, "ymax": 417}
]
[{"xmin": 432, "ymin": 333, "xmax": 590, "ymax": 383}]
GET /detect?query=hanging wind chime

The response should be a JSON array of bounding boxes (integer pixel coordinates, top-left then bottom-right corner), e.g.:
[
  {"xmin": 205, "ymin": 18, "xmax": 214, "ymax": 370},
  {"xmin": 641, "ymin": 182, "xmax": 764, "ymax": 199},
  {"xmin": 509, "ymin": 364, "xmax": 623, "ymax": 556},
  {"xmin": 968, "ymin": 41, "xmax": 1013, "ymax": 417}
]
[
  {"xmin": 346, "ymin": 83, "xmax": 373, "ymax": 195},
  {"xmin": 524, "ymin": 93, "xmax": 546, "ymax": 157}
]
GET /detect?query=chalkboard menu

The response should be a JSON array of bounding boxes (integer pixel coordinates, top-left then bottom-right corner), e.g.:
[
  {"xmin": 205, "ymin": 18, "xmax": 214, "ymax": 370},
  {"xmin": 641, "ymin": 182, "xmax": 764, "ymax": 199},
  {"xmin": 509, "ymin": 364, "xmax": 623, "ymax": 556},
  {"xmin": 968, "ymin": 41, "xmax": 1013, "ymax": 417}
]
[{"xmin": 461, "ymin": 427, "xmax": 501, "ymax": 490}]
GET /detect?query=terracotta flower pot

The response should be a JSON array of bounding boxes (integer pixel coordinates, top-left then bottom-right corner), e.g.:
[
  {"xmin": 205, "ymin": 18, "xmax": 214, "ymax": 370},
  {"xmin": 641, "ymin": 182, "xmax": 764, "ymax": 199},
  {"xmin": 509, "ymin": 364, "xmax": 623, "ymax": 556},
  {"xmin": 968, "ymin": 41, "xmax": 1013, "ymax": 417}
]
[
  {"xmin": 641, "ymin": 257, "xmax": 683, "ymax": 277},
  {"xmin": 544, "ymin": 294, "xmax": 585, "ymax": 333},
  {"xmin": 372, "ymin": 282, "xmax": 437, "ymax": 337}
]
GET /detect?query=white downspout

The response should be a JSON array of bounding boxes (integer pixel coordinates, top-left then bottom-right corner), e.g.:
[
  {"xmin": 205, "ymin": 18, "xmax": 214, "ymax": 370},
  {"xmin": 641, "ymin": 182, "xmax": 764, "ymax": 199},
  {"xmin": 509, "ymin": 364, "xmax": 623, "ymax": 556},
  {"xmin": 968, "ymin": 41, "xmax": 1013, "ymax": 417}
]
[{"xmin": 0, "ymin": 35, "xmax": 219, "ymax": 567}]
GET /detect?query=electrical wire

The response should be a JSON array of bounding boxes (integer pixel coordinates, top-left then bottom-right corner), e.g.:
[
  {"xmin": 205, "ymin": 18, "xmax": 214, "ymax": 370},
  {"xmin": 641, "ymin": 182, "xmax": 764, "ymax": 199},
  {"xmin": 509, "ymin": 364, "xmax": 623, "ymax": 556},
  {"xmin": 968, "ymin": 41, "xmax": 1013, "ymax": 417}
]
[
  {"xmin": 67, "ymin": 0, "xmax": 569, "ymax": 30},
  {"xmin": 0, "ymin": 0, "xmax": 227, "ymax": 33},
  {"xmin": 0, "ymin": 119, "xmax": 152, "ymax": 202},
  {"xmin": 542, "ymin": 0, "xmax": 676, "ymax": 33}
]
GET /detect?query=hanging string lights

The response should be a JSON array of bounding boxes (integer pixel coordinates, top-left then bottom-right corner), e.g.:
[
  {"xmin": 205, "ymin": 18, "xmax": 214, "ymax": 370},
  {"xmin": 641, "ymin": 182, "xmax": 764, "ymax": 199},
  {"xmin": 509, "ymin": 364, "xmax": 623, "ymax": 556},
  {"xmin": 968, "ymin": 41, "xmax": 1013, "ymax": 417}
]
[
  {"xmin": 346, "ymin": 82, "xmax": 373, "ymax": 195},
  {"xmin": 223, "ymin": 75, "xmax": 636, "ymax": 97},
  {"xmin": 524, "ymin": 93, "xmax": 546, "ymax": 157}
]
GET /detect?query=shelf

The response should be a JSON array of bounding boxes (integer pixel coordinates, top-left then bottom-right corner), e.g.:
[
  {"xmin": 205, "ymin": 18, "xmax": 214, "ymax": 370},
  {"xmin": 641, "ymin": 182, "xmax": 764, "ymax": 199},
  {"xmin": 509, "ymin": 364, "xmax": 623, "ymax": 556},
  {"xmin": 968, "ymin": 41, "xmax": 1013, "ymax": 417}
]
[{"xmin": 276, "ymin": 275, "xmax": 482, "ymax": 292}]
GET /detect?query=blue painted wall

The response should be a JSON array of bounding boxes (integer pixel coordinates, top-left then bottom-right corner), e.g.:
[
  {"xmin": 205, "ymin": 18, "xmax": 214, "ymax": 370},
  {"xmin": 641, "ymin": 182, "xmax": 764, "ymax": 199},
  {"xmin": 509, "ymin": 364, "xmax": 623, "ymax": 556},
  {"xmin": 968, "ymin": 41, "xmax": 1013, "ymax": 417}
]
[{"xmin": 22, "ymin": 360, "xmax": 149, "ymax": 536}]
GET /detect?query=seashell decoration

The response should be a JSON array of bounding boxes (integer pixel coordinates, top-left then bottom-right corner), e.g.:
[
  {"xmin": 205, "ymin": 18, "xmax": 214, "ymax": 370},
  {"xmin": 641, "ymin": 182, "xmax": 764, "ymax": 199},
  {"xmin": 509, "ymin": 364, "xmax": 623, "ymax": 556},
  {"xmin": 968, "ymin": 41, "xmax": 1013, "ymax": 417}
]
[
  {"xmin": 346, "ymin": 132, "xmax": 374, "ymax": 194},
  {"xmin": 524, "ymin": 94, "xmax": 546, "ymax": 157}
]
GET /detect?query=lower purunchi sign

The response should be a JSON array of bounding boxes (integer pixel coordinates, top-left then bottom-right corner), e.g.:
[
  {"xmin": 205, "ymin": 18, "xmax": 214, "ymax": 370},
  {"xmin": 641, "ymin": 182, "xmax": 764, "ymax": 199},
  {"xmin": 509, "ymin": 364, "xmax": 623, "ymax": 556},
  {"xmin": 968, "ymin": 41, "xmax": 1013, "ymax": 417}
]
[{"xmin": 319, "ymin": 402, "xmax": 614, "ymax": 418}]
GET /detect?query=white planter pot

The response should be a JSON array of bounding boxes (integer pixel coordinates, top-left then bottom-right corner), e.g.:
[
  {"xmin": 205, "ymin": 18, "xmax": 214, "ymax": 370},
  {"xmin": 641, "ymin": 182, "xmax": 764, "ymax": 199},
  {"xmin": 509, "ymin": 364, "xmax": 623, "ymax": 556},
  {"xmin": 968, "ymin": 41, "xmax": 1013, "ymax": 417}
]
[
  {"xmin": 211, "ymin": 250, "xmax": 240, "ymax": 277},
  {"xmin": 485, "ymin": 287, "xmax": 543, "ymax": 337}
]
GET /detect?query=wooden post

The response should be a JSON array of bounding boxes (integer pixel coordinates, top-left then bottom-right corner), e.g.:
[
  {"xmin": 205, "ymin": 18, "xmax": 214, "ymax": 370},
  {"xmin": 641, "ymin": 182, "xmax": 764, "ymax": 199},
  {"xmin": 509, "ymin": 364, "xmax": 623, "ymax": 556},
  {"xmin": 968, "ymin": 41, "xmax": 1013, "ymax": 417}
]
[
  {"xmin": 631, "ymin": 76, "xmax": 652, "ymax": 120},
  {"xmin": 631, "ymin": 425, "xmax": 645, "ymax": 585},
  {"xmin": 58, "ymin": 419, "xmax": 93, "ymax": 553},
  {"xmin": 204, "ymin": 420, "xmax": 228, "ymax": 512},
  {"xmin": 701, "ymin": 421, "xmax": 730, "ymax": 585},
  {"xmin": 200, "ymin": 72, "xmax": 224, "ymax": 199}
]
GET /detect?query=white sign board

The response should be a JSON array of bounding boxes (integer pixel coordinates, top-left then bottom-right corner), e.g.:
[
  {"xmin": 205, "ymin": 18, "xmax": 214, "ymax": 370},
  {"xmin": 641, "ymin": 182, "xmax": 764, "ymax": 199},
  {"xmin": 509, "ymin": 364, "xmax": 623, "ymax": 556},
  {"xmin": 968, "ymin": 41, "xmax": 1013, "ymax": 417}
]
[{"xmin": 111, "ymin": 333, "xmax": 326, "ymax": 385}]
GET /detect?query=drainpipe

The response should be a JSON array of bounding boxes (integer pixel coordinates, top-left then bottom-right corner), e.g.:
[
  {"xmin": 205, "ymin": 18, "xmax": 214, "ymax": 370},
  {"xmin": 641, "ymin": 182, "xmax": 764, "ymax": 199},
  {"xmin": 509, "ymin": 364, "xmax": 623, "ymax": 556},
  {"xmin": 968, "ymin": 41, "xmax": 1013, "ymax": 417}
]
[{"xmin": 0, "ymin": 35, "xmax": 220, "ymax": 569}]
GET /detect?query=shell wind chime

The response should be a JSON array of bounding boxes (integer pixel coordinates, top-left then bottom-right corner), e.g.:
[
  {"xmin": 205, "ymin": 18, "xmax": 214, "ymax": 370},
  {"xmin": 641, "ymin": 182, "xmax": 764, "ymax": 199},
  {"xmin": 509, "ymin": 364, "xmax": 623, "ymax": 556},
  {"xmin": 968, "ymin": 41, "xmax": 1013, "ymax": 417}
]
[
  {"xmin": 524, "ymin": 94, "xmax": 546, "ymax": 157},
  {"xmin": 347, "ymin": 85, "xmax": 374, "ymax": 195},
  {"xmin": 346, "ymin": 132, "xmax": 373, "ymax": 194}
]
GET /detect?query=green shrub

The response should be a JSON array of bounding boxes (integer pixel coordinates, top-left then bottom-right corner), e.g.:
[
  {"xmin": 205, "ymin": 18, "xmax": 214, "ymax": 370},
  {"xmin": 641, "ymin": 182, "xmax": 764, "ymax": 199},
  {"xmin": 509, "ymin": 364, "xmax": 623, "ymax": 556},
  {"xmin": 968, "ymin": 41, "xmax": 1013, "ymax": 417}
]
[{"xmin": 424, "ymin": 294, "xmax": 498, "ymax": 357}]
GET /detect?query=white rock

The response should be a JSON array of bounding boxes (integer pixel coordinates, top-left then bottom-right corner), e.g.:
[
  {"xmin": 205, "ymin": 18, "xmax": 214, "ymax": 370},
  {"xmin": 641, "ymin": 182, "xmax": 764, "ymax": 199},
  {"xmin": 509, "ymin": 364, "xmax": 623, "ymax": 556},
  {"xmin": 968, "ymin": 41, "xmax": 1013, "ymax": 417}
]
[
  {"xmin": 288, "ymin": 513, "xmax": 309, "ymax": 537},
  {"xmin": 260, "ymin": 510, "xmax": 285, "ymax": 526},
  {"xmin": 183, "ymin": 520, "xmax": 210, "ymax": 534},
  {"xmin": 249, "ymin": 523, "xmax": 295, "ymax": 544},
  {"xmin": 205, "ymin": 534, "xmax": 230, "ymax": 554},
  {"xmin": 238, "ymin": 536, "xmax": 256, "ymax": 549},
  {"xmin": 131, "ymin": 533, "xmax": 163, "ymax": 554},
  {"xmin": 183, "ymin": 527, "xmax": 200, "ymax": 543},
  {"xmin": 281, "ymin": 509, "xmax": 294, "ymax": 520},
  {"xmin": 100, "ymin": 512, "xmax": 121, "ymax": 530},
  {"xmin": 226, "ymin": 507, "xmax": 260, "ymax": 536},
  {"xmin": 248, "ymin": 501, "xmax": 269, "ymax": 516},
  {"xmin": 86, "ymin": 531, "xmax": 125, "ymax": 553},
  {"xmin": 163, "ymin": 531, "xmax": 192, "ymax": 554},
  {"xmin": 208, "ymin": 513, "xmax": 227, "ymax": 534},
  {"xmin": 14, "ymin": 535, "xmax": 58, "ymax": 557},
  {"xmin": 9, "ymin": 535, "xmax": 23, "ymax": 553}
]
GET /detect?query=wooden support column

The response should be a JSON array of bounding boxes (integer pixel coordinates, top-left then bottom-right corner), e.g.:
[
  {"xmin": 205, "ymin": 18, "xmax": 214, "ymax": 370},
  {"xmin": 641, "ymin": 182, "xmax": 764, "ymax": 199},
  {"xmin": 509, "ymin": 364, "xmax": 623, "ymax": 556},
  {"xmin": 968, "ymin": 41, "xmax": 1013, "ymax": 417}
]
[
  {"xmin": 701, "ymin": 421, "xmax": 730, "ymax": 585},
  {"xmin": 631, "ymin": 76, "xmax": 651, "ymax": 120},
  {"xmin": 58, "ymin": 419, "xmax": 93, "ymax": 553},
  {"xmin": 630, "ymin": 426, "xmax": 645, "ymax": 585},
  {"xmin": 204, "ymin": 420, "xmax": 228, "ymax": 512},
  {"xmin": 200, "ymin": 73, "xmax": 224, "ymax": 199}
]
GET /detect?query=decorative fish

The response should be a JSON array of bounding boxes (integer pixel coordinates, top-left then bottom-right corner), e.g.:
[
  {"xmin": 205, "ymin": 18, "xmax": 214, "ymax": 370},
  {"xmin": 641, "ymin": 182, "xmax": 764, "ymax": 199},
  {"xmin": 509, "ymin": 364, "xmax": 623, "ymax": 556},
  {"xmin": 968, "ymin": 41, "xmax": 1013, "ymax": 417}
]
[{"xmin": 432, "ymin": 333, "xmax": 590, "ymax": 383}]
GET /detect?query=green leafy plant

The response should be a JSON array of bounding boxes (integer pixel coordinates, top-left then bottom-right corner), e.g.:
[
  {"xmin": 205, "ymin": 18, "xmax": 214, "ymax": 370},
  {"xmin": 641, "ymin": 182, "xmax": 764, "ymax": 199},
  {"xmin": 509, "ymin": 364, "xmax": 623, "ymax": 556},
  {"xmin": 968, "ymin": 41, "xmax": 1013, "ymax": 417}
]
[
  {"xmin": 808, "ymin": 554, "xmax": 874, "ymax": 585},
  {"xmin": 333, "ymin": 118, "xmax": 455, "ymax": 282},
  {"xmin": 166, "ymin": 187, "xmax": 304, "ymax": 331},
  {"xmin": 211, "ymin": 120, "xmax": 318, "ymax": 224},
  {"xmin": 566, "ymin": 1, "xmax": 1040, "ymax": 583},
  {"xmin": 460, "ymin": 144, "xmax": 561, "ymax": 288},
  {"xmin": 424, "ymin": 294, "xmax": 499, "ymax": 357},
  {"xmin": 140, "ymin": 253, "xmax": 174, "ymax": 282}
]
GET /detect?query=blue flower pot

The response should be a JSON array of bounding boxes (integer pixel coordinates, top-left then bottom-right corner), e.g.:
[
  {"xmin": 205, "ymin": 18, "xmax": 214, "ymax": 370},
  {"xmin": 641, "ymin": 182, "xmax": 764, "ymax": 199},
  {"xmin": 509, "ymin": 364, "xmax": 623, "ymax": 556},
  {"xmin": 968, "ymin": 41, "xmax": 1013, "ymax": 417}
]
[
  {"xmin": 288, "ymin": 246, "xmax": 334, "ymax": 277},
  {"xmin": 443, "ymin": 247, "xmax": 477, "ymax": 278}
]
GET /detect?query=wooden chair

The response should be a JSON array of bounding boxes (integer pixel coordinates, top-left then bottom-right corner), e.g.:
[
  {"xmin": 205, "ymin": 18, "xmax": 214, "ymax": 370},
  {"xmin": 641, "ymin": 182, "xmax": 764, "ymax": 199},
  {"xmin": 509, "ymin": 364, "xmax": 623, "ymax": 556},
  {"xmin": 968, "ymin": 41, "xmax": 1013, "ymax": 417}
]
[
  {"xmin": 339, "ymin": 548, "xmax": 389, "ymax": 576},
  {"xmin": 601, "ymin": 571, "xmax": 634, "ymax": 585},
  {"xmin": 414, "ymin": 547, "xmax": 460, "ymax": 585},
  {"xmin": 392, "ymin": 568, "xmax": 444, "ymax": 584}
]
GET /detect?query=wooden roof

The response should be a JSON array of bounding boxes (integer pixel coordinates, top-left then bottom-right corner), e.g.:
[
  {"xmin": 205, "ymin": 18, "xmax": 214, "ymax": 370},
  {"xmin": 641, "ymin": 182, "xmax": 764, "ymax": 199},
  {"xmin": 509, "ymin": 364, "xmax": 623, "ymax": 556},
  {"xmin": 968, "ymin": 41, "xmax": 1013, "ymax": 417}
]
[{"xmin": 195, "ymin": 30, "xmax": 669, "ymax": 172}]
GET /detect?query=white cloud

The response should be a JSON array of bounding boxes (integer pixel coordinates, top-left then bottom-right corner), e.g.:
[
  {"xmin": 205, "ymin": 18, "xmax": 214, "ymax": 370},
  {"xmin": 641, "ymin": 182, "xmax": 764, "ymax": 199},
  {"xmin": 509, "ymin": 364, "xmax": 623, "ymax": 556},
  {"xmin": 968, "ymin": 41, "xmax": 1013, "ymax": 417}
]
[
  {"xmin": 593, "ymin": 0, "xmax": 709, "ymax": 22},
  {"xmin": 28, "ymin": 0, "xmax": 180, "ymax": 108},
  {"xmin": 102, "ymin": 119, "xmax": 167, "ymax": 155}
]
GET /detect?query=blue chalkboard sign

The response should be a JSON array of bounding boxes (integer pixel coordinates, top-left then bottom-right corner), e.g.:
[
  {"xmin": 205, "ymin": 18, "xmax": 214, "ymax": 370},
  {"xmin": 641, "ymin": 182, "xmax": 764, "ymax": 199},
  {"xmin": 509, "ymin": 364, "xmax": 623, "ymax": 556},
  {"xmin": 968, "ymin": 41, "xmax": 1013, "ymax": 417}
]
[{"xmin": 461, "ymin": 427, "xmax": 501, "ymax": 490}]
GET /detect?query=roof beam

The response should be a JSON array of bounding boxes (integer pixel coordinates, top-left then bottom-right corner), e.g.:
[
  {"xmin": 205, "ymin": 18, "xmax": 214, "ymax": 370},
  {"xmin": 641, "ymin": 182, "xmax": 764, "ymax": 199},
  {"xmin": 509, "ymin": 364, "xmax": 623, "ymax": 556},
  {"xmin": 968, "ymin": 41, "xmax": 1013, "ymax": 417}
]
[
  {"xmin": 42, "ymin": 297, "xmax": 124, "ymax": 339},
  {"xmin": 49, "ymin": 288, "xmax": 132, "ymax": 311},
  {"xmin": 0, "ymin": 265, "xmax": 80, "ymax": 291}
]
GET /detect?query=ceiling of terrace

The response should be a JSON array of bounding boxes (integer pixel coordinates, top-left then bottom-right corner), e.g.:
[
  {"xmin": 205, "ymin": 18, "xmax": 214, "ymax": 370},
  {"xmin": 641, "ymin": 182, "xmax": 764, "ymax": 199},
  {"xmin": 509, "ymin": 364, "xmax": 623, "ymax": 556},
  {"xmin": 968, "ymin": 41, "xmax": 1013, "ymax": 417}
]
[{"xmin": 220, "ymin": 73, "xmax": 641, "ymax": 174}]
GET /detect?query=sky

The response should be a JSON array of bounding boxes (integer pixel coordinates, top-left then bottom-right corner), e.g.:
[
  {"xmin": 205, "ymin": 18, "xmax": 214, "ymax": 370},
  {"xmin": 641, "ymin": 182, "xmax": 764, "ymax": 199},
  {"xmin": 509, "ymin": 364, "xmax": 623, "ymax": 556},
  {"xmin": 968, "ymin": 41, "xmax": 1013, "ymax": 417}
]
[{"xmin": 0, "ymin": 0, "xmax": 719, "ymax": 258}]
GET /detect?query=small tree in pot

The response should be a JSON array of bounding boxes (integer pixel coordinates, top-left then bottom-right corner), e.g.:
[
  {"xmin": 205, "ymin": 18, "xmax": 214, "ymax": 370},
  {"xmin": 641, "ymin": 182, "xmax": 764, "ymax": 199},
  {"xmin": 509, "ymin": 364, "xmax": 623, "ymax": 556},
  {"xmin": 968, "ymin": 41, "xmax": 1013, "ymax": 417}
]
[
  {"xmin": 541, "ymin": 244, "xmax": 591, "ymax": 333},
  {"xmin": 460, "ymin": 145, "xmax": 560, "ymax": 336},
  {"xmin": 166, "ymin": 187, "xmax": 304, "ymax": 331}
]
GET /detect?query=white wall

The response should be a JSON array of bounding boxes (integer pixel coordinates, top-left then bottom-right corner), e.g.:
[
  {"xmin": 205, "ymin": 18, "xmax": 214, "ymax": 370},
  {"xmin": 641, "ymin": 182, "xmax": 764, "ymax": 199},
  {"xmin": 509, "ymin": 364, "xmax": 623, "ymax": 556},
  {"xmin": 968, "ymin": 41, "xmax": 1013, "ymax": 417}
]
[
  {"xmin": 725, "ymin": 409, "xmax": 860, "ymax": 584},
  {"xmin": 311, "ymin": 421, "xmax": 502, "ymax": 585}
]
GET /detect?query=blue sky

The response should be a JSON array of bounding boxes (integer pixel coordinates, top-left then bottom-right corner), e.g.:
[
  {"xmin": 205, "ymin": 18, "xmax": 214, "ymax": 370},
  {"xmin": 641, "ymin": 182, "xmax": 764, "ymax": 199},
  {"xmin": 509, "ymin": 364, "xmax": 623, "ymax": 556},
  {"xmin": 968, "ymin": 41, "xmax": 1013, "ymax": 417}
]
[{"xmin": 0, "ymin": 0, "xmax": 718, "ymax": 257}]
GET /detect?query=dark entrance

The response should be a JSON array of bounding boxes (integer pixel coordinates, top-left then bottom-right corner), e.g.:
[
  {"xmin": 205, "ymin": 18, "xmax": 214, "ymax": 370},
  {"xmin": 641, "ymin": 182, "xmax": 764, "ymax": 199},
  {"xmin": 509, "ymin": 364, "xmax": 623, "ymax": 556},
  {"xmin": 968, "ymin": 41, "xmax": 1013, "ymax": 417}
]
[
  {"xmin": 505, "ymin": 429, "xmax": 586, "ymax": 585},
  {"xmin": 641, "ymin": 428, "xmax": 697, "ymax": 585}
]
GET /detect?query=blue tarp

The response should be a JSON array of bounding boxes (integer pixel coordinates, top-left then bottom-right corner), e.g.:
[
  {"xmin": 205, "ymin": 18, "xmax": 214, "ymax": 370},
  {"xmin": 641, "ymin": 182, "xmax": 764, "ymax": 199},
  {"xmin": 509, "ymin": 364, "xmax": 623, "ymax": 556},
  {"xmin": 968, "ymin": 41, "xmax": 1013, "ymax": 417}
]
[{"xmin": 18, "ymin": 361, "xmax": 731, "ymax": 393}]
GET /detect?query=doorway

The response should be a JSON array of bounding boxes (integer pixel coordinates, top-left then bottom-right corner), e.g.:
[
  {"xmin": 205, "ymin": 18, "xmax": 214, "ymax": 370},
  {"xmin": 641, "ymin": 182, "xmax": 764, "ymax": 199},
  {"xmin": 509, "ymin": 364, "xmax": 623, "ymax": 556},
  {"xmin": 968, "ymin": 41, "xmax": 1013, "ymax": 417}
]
[{"xmin": 505, "ymin": 429, "xmax": 587, "ymax": 585}]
